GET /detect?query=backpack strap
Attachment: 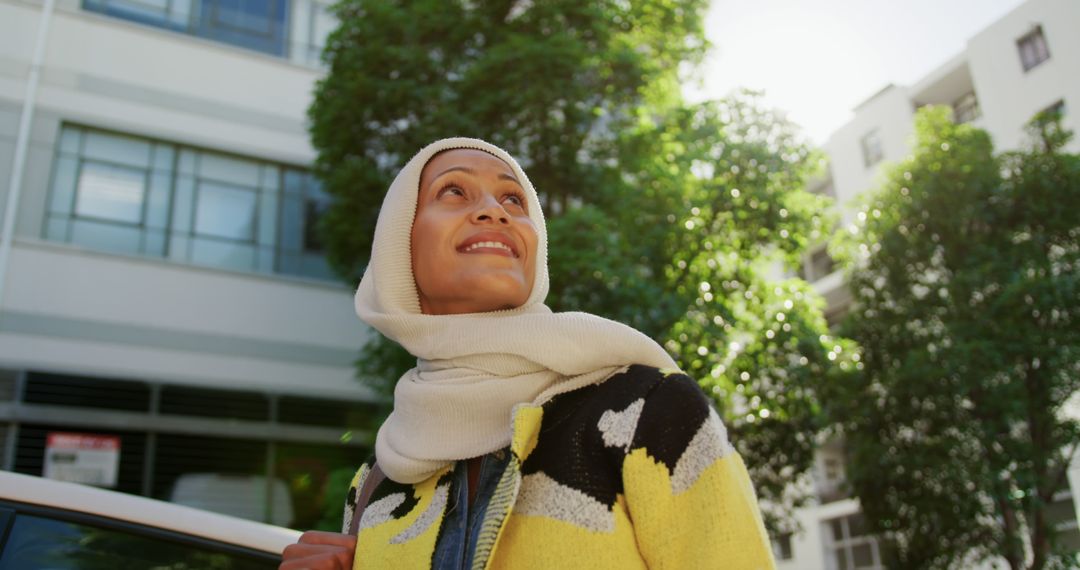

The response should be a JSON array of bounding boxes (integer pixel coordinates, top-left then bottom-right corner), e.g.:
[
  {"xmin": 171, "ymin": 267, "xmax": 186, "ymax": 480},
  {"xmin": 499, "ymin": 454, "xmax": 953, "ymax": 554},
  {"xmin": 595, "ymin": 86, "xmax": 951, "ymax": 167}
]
[{"xmin": 349, "ymin": 462, "xmax": 387, "ymax": 536}]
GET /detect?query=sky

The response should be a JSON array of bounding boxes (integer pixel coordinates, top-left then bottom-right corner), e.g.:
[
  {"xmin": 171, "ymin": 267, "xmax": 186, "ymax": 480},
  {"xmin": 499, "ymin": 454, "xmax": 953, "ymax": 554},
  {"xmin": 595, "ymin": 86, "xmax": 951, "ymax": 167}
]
[{"xmin": 687, "ymin": 0, "xmax": 1029, "ymax": 143}]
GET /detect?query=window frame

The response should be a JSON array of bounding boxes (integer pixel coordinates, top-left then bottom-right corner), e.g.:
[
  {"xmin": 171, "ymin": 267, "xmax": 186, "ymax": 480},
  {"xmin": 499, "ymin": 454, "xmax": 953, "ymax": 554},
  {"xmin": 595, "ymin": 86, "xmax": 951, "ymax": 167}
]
[
  {"xmin": 1017, "ymin": 25, "xmax": 1051, "ymax": 72},
  {"xmin": 860, "ymin": 129, "xmax": 884, "ymax": 168},
  {"xmin": 81, "ymin": 0, "xmax": 290, "ymax": 58},
  {"xmin": 824, "ymin": 513, "xmax": 885, "ymax": 570},
  {"xmin": 44, "ymin": 124, "xmax": 335, "ymax": 282},
  {"xmin": 952, "ymin": 92, "xmax": 981, "ymax": 124}
]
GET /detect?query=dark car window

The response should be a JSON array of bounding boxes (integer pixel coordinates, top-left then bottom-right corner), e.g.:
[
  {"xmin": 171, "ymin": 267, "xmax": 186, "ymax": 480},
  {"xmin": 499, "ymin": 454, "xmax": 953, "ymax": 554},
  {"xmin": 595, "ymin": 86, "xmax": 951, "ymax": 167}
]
[{"xmin": 0, "ymin": 513, "xmax": 277, "ymax": 569}]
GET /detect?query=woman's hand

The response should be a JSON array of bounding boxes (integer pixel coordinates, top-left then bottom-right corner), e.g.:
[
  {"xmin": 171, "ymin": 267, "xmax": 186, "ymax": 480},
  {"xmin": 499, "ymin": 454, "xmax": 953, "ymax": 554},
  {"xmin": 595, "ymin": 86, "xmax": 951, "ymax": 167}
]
[{"xmin": 279, "ymin": 530, "xmax": 356, "ymax": 570}]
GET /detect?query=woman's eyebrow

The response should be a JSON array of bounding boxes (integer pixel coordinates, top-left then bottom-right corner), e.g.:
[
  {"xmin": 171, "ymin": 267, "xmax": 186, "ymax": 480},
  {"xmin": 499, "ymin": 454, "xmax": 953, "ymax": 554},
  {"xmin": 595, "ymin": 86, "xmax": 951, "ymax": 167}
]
[
  {"xmin": 431, "ymin": 166, "xmax": 522, "ymax": 187},
  {"xmin": 497, "ymin": 172, "xmax": 523, "ymax": 187},
  {"xmin": 432, "ymin": 165, "xmax": 475, "ymax": 180}
]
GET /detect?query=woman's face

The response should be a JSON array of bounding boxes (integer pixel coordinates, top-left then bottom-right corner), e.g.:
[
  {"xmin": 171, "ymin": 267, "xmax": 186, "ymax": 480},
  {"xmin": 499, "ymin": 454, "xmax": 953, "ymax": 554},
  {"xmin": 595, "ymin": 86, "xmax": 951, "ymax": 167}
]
[{"xmin": 412, "ymin": 148, "xmax": 538, "ymax": 315}]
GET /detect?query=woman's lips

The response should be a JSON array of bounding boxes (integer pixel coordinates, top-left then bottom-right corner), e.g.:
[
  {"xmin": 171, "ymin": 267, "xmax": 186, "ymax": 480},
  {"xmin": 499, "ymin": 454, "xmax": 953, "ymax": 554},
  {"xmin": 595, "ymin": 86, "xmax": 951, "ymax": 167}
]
[
  {"xmin": 459, "ymin": 240, "xmax": 517, "ymax": 257},
  {"xmin": 456, "ymin": 232, "xmax": 520, "ymax": 258}
]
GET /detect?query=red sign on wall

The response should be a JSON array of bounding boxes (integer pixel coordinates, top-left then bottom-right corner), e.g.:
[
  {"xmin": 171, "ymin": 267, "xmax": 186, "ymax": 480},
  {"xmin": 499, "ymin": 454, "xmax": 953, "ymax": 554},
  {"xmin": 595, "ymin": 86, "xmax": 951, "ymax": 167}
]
[{"xmin": 43, "ymin": 432, "xmax": 121, "ymax": 488}]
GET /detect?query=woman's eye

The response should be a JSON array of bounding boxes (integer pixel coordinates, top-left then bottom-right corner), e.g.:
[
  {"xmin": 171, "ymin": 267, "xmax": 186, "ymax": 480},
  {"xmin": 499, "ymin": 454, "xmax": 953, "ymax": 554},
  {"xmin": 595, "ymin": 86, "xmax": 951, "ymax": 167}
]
[
  {"xmin": 503, "ymin": 194, "xmax": 525, "ymax": 207},
  {"xmin": 438, "ymin": 185, "xmax": 465, "ymax": 198}
]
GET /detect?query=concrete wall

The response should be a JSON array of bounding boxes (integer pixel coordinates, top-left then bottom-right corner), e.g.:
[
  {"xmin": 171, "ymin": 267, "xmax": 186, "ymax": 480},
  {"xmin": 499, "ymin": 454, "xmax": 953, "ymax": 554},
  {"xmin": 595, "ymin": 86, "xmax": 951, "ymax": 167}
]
[
  {"xmin": 822, "ymin": 85, "xmax": 915, "ymax": 218},
  {"xmin": 966, "ymin": 0, "xmax": 1080, "ymax": 152}
]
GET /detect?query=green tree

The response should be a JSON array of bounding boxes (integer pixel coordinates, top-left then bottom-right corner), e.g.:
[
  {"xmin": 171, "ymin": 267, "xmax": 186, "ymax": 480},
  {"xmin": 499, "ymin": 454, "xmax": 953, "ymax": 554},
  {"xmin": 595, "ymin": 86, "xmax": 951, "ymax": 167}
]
[
  {"xmin": 311, "ymin": 0, "xmax": 708, "ymax": 284},
  {"xmin": 833, "ymin": 107, "xmax": 1080, "ymax": 569},
  {"xmin": 596, "ymin": 94, "xmax": 854, "ymax": 530},
  {"xmin": 310, "ymin": 0, "xmax": 850, "ymax": 533}
]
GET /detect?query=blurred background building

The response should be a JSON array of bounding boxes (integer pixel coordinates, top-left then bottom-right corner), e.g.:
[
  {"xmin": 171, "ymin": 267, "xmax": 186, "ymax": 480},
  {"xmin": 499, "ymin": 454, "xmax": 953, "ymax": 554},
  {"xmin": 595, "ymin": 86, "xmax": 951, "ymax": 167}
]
[
  {"xmin": 0, "ymin": 0, "xmax": 380, "ymax": 529},
  {"xmin": 782, "ymin": 0, "xmax": 1080, "ymax": 567}
]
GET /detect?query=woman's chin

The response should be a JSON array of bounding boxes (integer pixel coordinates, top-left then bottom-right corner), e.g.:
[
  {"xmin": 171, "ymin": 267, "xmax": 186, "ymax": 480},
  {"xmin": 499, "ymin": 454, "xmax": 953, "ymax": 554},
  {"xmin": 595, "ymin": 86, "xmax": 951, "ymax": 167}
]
[{"xmin": 422, "ymin": 279, "xmax": 532, "ymax": 315}]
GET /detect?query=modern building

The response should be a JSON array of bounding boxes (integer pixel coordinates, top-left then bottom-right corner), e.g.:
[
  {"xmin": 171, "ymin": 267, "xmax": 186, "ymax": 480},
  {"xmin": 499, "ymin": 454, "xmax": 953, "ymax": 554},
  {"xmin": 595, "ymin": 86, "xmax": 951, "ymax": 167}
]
[
  {"xmin": 782, "ymin": 0, "xmax": 1080, "ymax": 567},
  {"xmin": 0, "ymin": 0, "xmax": 379, "ymax": 529}
]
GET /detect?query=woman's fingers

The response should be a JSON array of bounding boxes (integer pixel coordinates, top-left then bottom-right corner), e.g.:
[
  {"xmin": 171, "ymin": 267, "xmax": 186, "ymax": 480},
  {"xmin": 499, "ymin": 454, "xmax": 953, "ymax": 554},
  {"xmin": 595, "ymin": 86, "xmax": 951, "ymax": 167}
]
[
  {"xmin": 279, "ymin": 532, "xmax": 356, "ymax": 570},
  {"xmin": 298, "ymin": 530, "xmax": 358, "ymax": 547}
]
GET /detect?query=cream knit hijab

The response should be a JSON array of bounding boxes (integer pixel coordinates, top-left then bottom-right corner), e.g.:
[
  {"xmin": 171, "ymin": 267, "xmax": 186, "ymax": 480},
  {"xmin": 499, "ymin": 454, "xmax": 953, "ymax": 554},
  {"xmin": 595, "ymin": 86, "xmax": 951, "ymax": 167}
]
[{"xmin": 355, "ymin": 137, "xmax": 678, "ymax": 484}]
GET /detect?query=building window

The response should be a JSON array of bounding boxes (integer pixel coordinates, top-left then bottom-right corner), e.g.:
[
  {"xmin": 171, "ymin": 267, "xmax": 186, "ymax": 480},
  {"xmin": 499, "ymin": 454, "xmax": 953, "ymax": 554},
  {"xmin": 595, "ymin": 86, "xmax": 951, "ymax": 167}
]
[
  {"xmin": 799, "ymin": 247, "xmax": 836, "ymax": 283},
  {"xmin": 279, "ymin": 167, "xmax": 335, "ymax": 280},
  {"xmin": 815, "ymin": 443, "xmax": 851, "ymax": 503},
  {"xmin": 7, "ymin": 369, "xmax": 379, "ymax": 528},
  {"xmin": 1047, "ymin": 490, "xmax": 1080, "ymax": 552},
  {"xmin": 83, "ymin": 0, "xmax": 290, "ymax": 58},
  {"xmin": 825, "ymin": 514, "xmax": 885, "ymax": 570},
  {"xmin": 289, "ymin": 0, "xmax": 337, "ymax": 66},
  {"xmin": 952, "ymin": 92, "xmax": 981, "ymax": 124},
  {"xmin": 771, "ymin": 532, "xmax": 794, "ymax": 561},
  {"xmin": 860, "ymin": 129, "xmax": 884, "ymax": 168},
  {"xmin": 1042, "ymin": 99, "xmax": 1066, "ymax": 119},
  {"xmin": 808, "ymin": 172, "xmax": 836, "ymax": 199},
  {"xmin": 1017, "ymin": 25, "xmax": 1050, "ymax": 72},
  {"xmin": 45, "ymin": 125, "xmax": 335, "ymax": 281}
]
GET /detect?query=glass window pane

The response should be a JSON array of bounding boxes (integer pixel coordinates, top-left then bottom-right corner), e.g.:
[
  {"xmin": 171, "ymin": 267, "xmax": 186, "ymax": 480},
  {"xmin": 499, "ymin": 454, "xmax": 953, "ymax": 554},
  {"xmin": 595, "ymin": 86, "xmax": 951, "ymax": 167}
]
[
  {"xmin": 190, "ymin": 237, "xmax": 256, "ymax": 271},
  {"xmin": 296, "ymin": 252, "xmax": 334, "ymax": 280},
  {"xmin": 260, "ymin": 164, "xmax": 280, "ymax": 190},
  {"xmin": 852, "ymin": 543, "xmax": 874, "ymax": 568},
  {"xmin": 279, "ymin": 195, "xmax": 303, "ymax": 251},
  {"xmin": 172, "ymin": 176, "xmax": 195, "ymax": 230},
  {"xmin": 144, "ymin": 230, "xmax": 167, "ymax": 256},
  {"xmin": 75, "ymin": 162, "xmax": 146, "ymax": 224},
  {"xmin": 169, "ymin": 0, "xmax": 193, "ymax": 25},
  {"xmin": 169, "ymin": 234, "xmax": 191, "ymax": 262},
  {"xmin": 83, "ymin": 131, "xmax": 152, "ymax": 169},
  {"xmin": 303, "ymin": 199, "xmax": 327, "ymax": 252},
  {"xmin": 147, "ymin": 173, "xmax": 172, "ymax": 228},
  {"xmin": 1058, "ymin": 527, "xmax": 1080, "ymax": 553},
  {"xmin": 834, "ymin": 548, "xmax": 849, "ymax": 570},
  {"xmin": 196, "ymin": 0, "xmax": 288, "ymax": 57},
  {"xmin": 198, "ymin": 153, "xmax": 261, "ymax": 187},
  {"xmin": 306, "ymin": 175, "xmax": 329, "ymax": 201},
  {"xmin": 48, "ymin": 157, "xmax": 78, "ymax": 215},
  {"xmin": 257, "ymin": 246, "xmax": 275, "ymax": 272},
  {"xmin": 178, "ymin": 149, "xmax": 197, "ymax": 175},
  {"xmin": 831, "ymin": 518, "xmax": 846, "ymax": 541},
  {"xmin": 213, "ymin": 0, "xmax": 275, "ymax": 33},
  {"xmin": 0, "ymin": 513, "xmax": 274, "ymax": 569},
  {"xmin": 257, "ymin": 193, "xmax": 277, "ymax": 245},
  {"xmin": 848, "ymin": 514, "xmax": 868, "ymax": 537},
  {"xmin": 152, "ymin": 434, "xmax": 275, "ymax": 523},
  {"xmin": 195, "ymin": 182, "xmax": 256, "ymax": 240},
  {"xmin": 282, "ymin": 169, "xmax": 305, "ymax": 195},
  {"xmin": 70, "ymin": 219, "xmax": 142, "ymax": 255},
  {"xmin": 152, "ymin": 144, "xmax": 175, "ymax": 171},
  {"xmin": 277, "ymin": 252, "xmax": 334, "ymax": 281},
  {"xmin": 45, "ymin": 216, "xmax": 70, "ymax": 242}
]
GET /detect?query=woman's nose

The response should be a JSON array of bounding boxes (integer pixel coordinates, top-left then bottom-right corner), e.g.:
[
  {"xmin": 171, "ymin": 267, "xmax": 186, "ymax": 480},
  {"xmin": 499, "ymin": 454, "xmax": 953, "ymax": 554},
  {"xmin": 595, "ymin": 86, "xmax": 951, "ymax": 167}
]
[{"xmin": 471, "ymin": 195, "xmax": 510, "ymax": 225}]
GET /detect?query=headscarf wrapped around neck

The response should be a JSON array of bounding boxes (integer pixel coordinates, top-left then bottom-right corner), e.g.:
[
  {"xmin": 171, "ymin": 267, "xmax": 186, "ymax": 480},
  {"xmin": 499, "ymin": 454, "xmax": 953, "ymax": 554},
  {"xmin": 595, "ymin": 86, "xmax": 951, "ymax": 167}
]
[{"xmin": 355, "ymin": 137, "xmax": 678, "ymax": 484}]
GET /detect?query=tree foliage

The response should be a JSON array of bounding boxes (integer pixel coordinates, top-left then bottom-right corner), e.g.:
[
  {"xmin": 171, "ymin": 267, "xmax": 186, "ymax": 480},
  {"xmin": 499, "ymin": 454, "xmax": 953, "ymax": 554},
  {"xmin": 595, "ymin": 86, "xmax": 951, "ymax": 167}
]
[
  {"xmin": 310, "ymin": 0, "xmax": 850, "ymax": 532},
  {"xmin": 833, "ymin": 107, "xmax": 1080, "ymax": 569}
]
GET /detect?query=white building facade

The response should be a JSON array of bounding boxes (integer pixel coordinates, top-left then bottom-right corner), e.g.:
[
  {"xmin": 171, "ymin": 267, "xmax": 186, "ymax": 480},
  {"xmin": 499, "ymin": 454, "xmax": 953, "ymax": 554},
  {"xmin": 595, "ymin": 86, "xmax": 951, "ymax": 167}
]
[
  {"xmin": 783, "ymin": 0, "xmax": 1080, "ymax": 567},
  {"xmin": 0, "ymin": 0, "xmax": 378, "ymax": 529}
]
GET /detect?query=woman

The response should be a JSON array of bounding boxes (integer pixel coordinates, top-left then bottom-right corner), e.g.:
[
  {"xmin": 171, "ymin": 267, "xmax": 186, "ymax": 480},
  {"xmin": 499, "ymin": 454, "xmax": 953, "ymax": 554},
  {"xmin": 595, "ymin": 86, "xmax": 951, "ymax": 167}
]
[{"xmin": 281, "ymin": 138, "xmax": 774, "ymax": 569}]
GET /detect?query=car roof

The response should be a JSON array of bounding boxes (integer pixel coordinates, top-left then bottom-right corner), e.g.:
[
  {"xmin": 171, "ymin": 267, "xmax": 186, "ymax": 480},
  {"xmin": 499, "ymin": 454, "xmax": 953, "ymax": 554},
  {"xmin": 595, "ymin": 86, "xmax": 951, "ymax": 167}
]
[{"xmin": 0, "ymin": 470, "xmax": 303, "ymax": 555}]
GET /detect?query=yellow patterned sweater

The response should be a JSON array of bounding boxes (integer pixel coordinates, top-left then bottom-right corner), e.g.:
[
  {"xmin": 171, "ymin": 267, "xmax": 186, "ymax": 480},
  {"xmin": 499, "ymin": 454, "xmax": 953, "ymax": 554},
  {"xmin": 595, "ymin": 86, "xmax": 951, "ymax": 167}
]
[{"xmin": 342, "ymin": 365, "xmax": 775, "ymax": 569}]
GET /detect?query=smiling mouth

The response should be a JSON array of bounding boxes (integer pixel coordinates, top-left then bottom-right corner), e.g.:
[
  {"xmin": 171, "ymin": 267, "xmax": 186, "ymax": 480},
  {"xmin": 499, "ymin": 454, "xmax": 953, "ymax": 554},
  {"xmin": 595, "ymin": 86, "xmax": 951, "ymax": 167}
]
[{"xmin": 459, "ymin": 241, "xmax": 518, "ymax": 258}]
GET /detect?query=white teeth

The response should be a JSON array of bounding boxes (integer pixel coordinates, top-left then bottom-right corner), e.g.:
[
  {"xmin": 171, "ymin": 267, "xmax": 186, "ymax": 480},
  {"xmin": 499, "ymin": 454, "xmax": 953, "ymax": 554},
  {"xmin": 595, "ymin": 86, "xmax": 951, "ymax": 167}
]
[{"xmin": 464, "ymin": 241, "xmax": 514, "ymax": 255}]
